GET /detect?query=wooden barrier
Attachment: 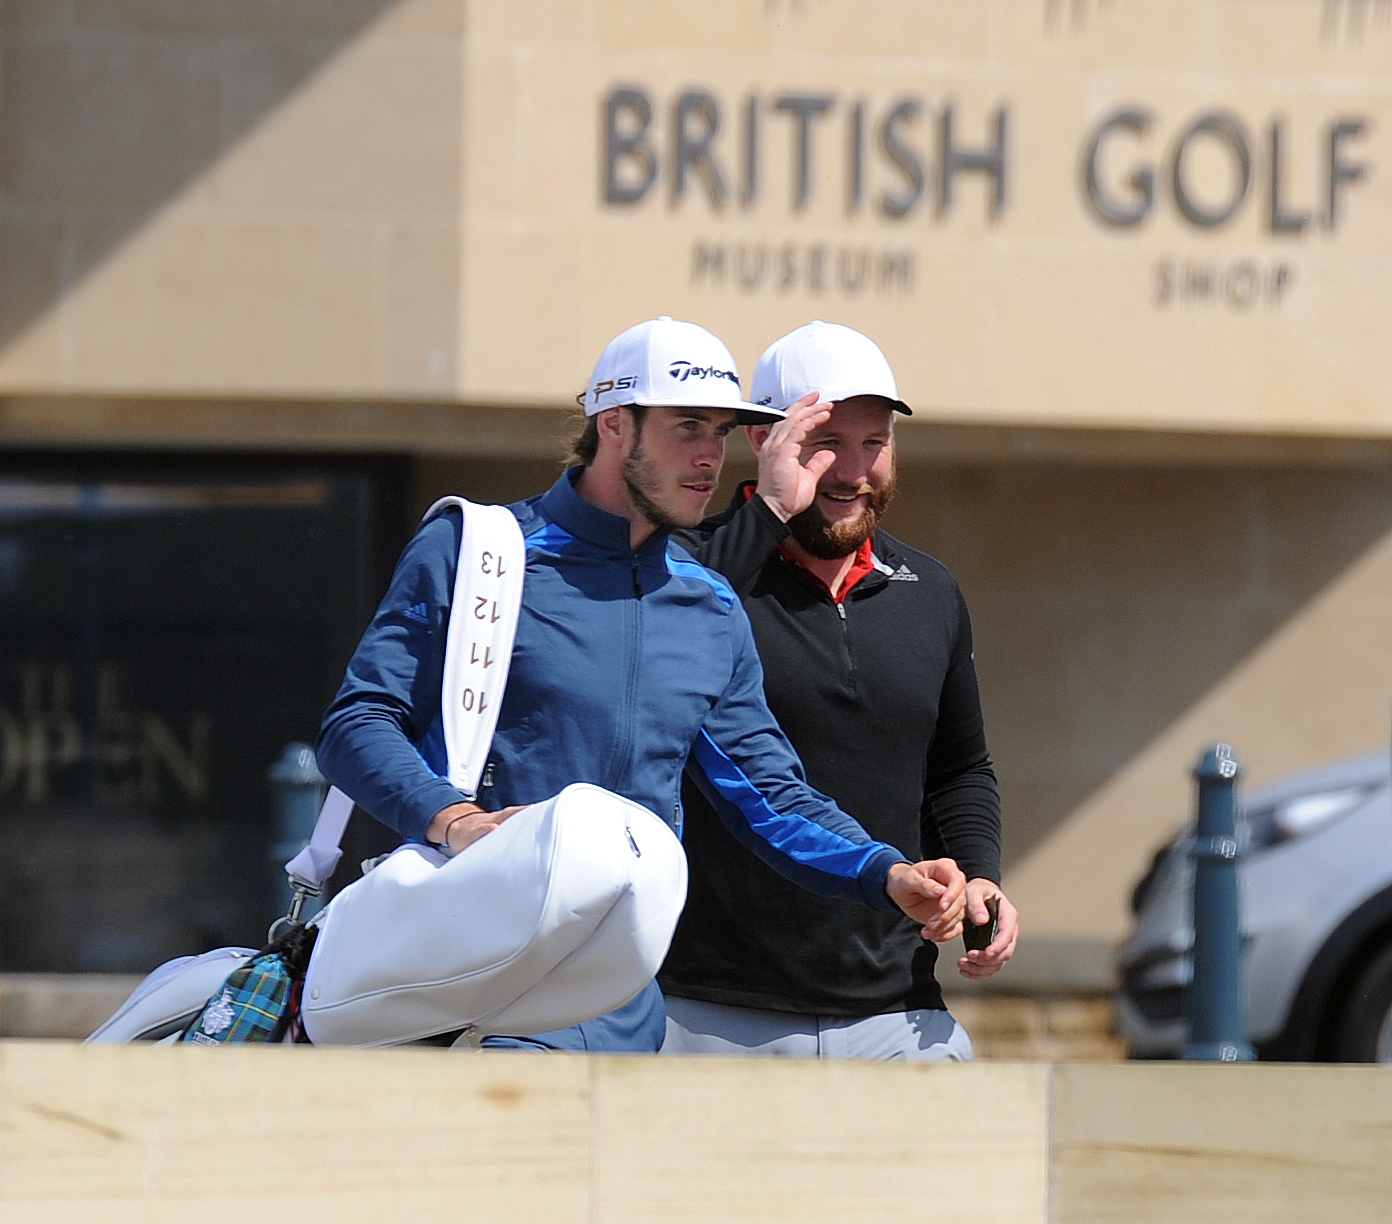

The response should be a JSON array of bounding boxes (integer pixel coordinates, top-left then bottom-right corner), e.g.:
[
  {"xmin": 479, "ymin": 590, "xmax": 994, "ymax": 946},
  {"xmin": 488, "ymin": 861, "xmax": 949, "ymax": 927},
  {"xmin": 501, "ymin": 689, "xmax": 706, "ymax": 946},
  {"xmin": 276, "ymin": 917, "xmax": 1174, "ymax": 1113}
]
[
  {"xmin": 2, "ymin": 1043, "xmax": 1390, "ymax": 1223},
  {"xmin": 1052, "ymin": 1062, "xmax": 1392, "ymax": 1223}
]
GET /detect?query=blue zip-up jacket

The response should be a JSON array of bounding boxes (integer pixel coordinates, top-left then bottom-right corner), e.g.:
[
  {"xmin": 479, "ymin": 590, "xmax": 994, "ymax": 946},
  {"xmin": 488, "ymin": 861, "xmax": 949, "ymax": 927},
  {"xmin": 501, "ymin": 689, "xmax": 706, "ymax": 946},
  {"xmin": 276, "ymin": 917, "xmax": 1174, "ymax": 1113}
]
[{"xmin": 317, "ymin": 469, "xmax": 909, "ymax": 1049}]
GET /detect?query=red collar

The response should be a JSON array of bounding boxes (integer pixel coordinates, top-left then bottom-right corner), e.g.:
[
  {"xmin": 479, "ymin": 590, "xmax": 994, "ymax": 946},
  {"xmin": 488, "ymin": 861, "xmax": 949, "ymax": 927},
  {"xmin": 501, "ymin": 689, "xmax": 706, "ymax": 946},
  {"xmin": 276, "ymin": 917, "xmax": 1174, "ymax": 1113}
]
[
  {"xmin": 741, "ymin": 484, "xmax": 878, "ymax": 604},
  {"xmin": 781, "ymin": 537, "xmax": 877, "ymax": 604}
]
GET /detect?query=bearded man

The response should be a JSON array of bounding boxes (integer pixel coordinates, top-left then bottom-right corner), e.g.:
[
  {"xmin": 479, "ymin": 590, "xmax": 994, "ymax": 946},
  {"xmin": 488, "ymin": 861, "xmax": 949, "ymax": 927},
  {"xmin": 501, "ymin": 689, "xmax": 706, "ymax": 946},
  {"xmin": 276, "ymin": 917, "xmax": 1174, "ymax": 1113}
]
[{"xmin": 661, "ymin": 321, "xmax": 1019, "ymax": 1061}]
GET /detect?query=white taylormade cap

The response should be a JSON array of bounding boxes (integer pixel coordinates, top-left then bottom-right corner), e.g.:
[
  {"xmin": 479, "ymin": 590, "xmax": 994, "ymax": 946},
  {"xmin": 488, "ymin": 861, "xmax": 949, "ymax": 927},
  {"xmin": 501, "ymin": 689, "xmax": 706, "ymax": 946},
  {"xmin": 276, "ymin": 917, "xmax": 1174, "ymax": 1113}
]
[
  {"xmin": 751, "ymin": 321, "xmax": 912, "ymax": 416},
  {"xmin": 585, "ymin": 316, "xmax": 783, "ymax": 424}
]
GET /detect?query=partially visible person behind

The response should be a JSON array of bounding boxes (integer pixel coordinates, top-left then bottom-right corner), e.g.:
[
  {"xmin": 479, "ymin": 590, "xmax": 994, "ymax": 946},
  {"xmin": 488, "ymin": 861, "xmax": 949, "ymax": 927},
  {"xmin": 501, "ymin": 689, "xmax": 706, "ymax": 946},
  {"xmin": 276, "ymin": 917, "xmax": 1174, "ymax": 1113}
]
[
  {"xmin": 661, "ymin": 320, "xmax": 1018, "ymax": 1061},
  {"xmin": 317, "ymin": 316, "xmax": 969, "ymax": 1054}
]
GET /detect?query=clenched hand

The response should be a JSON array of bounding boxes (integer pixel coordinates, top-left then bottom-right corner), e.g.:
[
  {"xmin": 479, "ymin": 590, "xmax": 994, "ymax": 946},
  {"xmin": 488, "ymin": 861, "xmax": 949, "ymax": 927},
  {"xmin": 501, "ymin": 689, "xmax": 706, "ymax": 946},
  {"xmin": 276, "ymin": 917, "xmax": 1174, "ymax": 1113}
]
[{"xmin": 885, "ymin": 858, "xmax": 967, "ymax": 942}]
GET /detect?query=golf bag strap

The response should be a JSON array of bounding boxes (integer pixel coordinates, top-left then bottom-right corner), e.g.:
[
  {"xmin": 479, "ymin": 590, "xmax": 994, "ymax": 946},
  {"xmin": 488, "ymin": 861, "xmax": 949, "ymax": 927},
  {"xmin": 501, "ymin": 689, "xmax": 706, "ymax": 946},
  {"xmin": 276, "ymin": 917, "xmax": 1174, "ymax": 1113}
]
[{"xmin": 431, "ymin": 497, "xmax": 526, "ymax": 800}]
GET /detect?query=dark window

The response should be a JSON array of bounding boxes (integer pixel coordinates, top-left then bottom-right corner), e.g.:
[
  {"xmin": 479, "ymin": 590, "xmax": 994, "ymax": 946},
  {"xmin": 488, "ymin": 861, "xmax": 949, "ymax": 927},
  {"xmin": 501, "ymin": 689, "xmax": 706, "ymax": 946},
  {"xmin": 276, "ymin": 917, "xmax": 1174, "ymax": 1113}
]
[{"xmin": 0, "ymin": 457, "xmax": 404, "ymax": 972}]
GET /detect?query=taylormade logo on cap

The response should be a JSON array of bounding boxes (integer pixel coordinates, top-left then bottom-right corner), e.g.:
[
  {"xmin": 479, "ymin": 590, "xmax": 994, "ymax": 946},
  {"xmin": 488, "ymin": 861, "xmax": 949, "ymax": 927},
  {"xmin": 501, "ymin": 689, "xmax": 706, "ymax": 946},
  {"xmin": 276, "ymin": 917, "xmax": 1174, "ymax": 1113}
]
[
  {"xmin": 585, "ymin": 316, "xmax": 784, "ymax": 423},
  {"xmin": 751, "ymin": 321, "xmax": 912, "ymax": 417},
  {"xmin": 667, "ymin": 360, "xmax": 740, "ymax": 386}
]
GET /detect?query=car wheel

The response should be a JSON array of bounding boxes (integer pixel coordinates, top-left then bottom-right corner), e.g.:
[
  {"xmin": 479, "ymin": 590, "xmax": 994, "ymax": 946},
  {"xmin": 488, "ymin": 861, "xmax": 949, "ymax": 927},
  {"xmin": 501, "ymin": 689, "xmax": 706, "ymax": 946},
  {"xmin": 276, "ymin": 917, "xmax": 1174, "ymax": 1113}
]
[{"xmin": 1332, "ymin": 938, "xmax": 1392, "ymax": 1063}]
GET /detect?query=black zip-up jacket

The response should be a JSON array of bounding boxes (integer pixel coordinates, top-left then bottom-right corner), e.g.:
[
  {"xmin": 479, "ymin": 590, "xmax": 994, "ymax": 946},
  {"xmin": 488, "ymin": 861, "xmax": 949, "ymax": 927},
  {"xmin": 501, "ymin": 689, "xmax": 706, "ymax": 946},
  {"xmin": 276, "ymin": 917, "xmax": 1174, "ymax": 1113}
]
[{"xmin": 660, "ymin": 485, "xmax": 1001, "ymax": 1016}]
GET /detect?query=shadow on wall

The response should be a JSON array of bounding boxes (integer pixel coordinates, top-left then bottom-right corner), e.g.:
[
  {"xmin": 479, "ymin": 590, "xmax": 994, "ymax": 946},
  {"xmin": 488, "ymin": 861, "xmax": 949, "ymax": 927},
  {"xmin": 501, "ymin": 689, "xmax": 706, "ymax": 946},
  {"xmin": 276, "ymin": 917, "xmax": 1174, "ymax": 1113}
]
[
  {"xmin": 884, "ymin": 462, "xmax": 1392, "ymax": 869},
  {"xmin": 0, "ymin": 2, "xmax": 400, "ymax": 353}
]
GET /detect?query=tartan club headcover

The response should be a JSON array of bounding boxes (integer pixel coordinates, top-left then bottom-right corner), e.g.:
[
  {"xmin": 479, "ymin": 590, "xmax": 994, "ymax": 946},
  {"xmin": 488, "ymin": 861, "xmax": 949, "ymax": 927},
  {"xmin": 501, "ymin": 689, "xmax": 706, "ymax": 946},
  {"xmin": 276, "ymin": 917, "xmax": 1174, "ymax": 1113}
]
[{"xmin": 182, "ymin": 952, "xmax": 294, "ymax": 1045}]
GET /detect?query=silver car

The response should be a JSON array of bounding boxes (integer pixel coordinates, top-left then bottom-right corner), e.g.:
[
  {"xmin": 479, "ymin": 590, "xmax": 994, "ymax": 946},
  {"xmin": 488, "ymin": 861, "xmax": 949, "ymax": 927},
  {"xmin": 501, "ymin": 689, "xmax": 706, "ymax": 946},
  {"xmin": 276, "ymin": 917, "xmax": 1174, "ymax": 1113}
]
[{"xmin": 1117, "ymin": 747, "xmax": 1392, "ymax": 1062}]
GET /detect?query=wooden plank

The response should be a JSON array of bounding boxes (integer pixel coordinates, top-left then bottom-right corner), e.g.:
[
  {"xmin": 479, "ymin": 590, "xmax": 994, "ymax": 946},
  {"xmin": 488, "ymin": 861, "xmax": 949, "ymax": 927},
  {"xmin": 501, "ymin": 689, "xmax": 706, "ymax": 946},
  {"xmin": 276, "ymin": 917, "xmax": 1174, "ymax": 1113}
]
[
  {"xmin": 0, "ymin": 1042, "xmax": 591, "ymax": 1224},
  {"xmin": 1052, "ymin": 1062, "xmax": 1392, "ymax": 1224},
  {"xmin": 591, "ymin": 1057, "xmax": 1050, "ymax": 1224},
  {"xmin": 20, "ymin": 1043, "xmax": 1392, "ymax": 1224}
]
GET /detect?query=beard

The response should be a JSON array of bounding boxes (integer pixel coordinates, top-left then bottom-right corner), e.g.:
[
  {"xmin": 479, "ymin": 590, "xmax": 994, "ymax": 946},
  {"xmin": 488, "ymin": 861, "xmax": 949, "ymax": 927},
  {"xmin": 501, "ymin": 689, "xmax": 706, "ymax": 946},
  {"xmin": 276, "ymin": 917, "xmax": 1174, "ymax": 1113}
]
[
  {"xmin": 622, "ymin": 433, "xmax": 683, "ymax": 533},
  {"xmin": 786, "ymin": 464, "xmax": 896, "ymax": 560}
]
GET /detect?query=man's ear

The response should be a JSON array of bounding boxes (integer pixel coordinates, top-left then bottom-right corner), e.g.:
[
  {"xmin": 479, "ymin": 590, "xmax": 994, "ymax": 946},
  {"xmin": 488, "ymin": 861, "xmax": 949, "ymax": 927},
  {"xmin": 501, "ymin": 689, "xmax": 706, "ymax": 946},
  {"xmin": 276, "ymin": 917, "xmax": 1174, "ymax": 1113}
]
[
  {"xmin": 746, "ymin": 424, "xmax": 773, "ymax": 454},
  {"xmin": 594, "ymin": 407, "xmax": 626, "ymax": 445}
]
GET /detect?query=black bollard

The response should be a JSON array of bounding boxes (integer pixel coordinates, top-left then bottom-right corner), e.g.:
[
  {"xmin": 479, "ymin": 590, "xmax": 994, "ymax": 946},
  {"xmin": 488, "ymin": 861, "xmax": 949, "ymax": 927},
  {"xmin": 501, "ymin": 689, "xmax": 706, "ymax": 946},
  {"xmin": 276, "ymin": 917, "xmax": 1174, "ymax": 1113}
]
[
  {"xmin": 1184, "ymin": 743, "xmax": 1255, "ymax": 1061},
  {"xmin": 267, "ymin": 742, "xmax": 328, "ymax": 926}
]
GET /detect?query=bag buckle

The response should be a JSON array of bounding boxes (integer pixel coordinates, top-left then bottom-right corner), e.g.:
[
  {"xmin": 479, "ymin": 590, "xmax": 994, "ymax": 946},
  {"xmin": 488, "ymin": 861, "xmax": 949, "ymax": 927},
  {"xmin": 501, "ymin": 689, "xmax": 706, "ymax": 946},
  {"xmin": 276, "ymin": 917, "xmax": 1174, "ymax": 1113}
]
[{"xmin": 268, "ymin": 879, "xmax": 320, "ymax": 944}]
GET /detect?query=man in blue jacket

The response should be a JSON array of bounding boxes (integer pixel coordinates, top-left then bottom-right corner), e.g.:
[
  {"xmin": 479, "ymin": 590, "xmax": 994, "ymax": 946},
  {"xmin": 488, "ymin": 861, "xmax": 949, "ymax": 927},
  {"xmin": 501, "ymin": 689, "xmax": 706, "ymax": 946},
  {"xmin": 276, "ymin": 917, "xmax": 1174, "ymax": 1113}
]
[{"xmin": 317, "ymin": 316, "xmax": 968, "ymax": 1053}]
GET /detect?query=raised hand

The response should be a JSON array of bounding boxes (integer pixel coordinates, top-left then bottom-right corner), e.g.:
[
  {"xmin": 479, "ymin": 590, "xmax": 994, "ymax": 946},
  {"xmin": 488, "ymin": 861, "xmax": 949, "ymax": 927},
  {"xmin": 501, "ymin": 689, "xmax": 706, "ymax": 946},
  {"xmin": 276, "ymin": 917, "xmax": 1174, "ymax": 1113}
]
[{"xmin": 747, "ymin": 392, "xmax": 835, "ymax": 522}]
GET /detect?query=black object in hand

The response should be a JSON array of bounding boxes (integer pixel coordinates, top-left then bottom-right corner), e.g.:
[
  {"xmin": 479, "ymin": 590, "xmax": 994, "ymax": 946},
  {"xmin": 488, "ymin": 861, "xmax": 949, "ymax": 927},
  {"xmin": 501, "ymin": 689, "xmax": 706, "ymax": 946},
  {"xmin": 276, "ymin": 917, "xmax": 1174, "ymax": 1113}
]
[{"xmin": 962, "ymin": 893, "xmax": 1000, "ymax": 953}]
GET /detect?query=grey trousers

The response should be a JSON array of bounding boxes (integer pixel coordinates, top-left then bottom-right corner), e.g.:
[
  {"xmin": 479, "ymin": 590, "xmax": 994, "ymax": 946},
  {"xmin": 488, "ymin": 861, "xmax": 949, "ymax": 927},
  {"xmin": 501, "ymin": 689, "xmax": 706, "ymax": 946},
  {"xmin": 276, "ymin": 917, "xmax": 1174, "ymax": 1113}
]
[{"xmin": 662, "ymin": 995, "xmax": 974, "ymax": 1062}]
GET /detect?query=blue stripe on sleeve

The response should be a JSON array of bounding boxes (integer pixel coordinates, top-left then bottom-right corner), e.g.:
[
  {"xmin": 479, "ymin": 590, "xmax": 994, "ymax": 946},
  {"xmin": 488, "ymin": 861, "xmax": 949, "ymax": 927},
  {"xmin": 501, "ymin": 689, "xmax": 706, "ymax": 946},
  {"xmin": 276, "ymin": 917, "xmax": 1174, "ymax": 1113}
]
[
  {"xmin": 666, "ymin": 550, "xmax": 736, "ymax": 610},
  {"xmin": 691, "ymin": 730, "xmax": 899, "ymax": 907}
]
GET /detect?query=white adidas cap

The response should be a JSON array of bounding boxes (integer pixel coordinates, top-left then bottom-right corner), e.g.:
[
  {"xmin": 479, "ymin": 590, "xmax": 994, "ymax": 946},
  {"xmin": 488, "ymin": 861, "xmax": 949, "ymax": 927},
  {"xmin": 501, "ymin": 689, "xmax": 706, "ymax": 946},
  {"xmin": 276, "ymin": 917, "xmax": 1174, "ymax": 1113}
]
[
  {"xmin": 751, "ymin": 321, "xmax": 912, "ymax": 416},
  {"xmin": 584, "ymin": 316, "xmax": 783, "ymax": 424}
]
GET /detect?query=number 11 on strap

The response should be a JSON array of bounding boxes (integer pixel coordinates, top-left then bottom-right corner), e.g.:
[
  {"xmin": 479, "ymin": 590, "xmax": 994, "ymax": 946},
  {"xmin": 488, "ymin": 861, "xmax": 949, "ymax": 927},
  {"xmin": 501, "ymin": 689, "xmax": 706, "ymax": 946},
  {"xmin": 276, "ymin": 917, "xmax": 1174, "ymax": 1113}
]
[{"xmin": 470, "ymin": 641, "xmax": 494, "ymax": 668}]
